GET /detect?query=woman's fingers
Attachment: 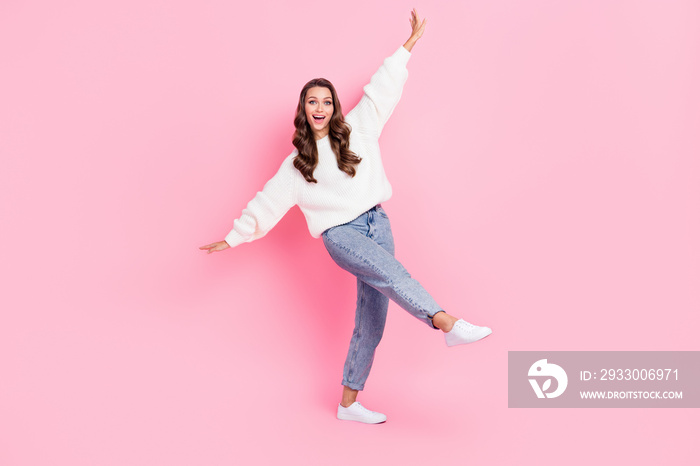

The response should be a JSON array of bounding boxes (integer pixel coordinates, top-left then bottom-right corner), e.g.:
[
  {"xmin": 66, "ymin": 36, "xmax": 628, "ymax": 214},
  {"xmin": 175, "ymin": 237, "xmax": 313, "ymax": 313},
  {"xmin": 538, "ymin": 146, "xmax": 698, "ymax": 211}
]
[
  {"xmin": 409, "ymin": 8, "xmax": 425, "ymax": 36},
  {"xmin": 403, "ymin": 8, "xmax": 426, "ymax": 50},
  {"xmin": 199, "ymin": 241, "xmax": 229, "ymax": 253}
]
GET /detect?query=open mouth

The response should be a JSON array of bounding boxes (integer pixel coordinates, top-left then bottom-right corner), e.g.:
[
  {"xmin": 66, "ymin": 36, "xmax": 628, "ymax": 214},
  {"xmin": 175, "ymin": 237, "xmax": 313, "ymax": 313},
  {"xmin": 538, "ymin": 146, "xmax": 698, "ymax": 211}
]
[{"xmin": 312, "ymin": 115, "xmax": 326, "ymax": 123}]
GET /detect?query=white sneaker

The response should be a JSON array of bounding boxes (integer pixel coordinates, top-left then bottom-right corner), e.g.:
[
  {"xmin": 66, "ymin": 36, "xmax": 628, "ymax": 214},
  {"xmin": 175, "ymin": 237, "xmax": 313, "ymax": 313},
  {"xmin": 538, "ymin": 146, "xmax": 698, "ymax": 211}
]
[
  {"xmin": 337, "ymin": 402, "xmax": 387, "ymax": 424},
  {"xmin": 445, "ymin": 319, "xmax": 492, "ymax": 347}
]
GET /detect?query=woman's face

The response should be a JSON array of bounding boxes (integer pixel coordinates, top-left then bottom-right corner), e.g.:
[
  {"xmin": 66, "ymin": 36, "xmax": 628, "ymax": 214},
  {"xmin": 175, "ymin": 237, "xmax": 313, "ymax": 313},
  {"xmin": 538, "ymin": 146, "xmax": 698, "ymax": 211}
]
[{"xmin": 304, "ymin": 86, "xmax": 334, "ymax": 140}]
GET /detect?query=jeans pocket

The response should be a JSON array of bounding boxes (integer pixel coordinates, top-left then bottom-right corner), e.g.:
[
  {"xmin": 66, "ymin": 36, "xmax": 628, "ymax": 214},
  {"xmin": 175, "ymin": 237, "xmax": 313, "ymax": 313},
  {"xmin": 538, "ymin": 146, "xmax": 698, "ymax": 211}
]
[{"xmin": 376, "ymin": 205, "xmax": 389, "ymax": 219}]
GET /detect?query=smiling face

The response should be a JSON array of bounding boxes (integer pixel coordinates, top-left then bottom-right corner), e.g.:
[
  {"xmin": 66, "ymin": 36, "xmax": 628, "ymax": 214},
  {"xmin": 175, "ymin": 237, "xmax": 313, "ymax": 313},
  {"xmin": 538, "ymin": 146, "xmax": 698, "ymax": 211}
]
[{"xmin": 304, "ymin": 86, "xmax": 334, "ymax": 140}]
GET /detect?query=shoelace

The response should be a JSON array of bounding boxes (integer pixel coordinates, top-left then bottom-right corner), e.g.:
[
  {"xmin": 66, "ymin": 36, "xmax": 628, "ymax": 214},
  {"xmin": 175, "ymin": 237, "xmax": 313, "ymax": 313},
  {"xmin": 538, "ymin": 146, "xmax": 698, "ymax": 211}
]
[
  {"xmin": 457, "ymin": 321, "xmax": 477, "ymax": 332},
  {"xmin": 353, "ymin": 403, "xmax": 380, "ymax": 416},
  {"xmin": 355, "ymin": 403, "xmax": 370, "ymax": 412}
]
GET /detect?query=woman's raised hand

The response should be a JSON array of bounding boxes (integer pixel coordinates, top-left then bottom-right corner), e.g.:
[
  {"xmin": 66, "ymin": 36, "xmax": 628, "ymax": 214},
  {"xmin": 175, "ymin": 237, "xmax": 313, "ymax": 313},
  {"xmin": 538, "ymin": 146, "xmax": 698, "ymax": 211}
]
[
  {"xmin": 403, "ymin": 8, "xmax": 426, "ymax": 52},
  {"xmin": 199, "ymin": 241, "xmax": 230, "ymax": 254}
]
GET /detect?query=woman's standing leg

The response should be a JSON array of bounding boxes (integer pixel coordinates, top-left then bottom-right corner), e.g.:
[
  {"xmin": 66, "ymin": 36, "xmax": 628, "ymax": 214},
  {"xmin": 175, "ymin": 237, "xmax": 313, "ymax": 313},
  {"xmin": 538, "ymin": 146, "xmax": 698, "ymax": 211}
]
[
  {"xmin": 340, "ymin": 279, "xmax": 389, "ymax": 406},
  {"xmin": 334, "ymin": 207, "xmax": 395, "ymax": 402}
]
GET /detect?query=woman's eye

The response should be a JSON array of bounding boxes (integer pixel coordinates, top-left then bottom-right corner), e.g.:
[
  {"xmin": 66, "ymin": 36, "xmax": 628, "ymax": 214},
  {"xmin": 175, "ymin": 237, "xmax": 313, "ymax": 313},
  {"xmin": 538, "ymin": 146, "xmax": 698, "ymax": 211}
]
[
  {"xmin": 324, "ymin": 101, "xmax": 332, "ymax": 105},
  {"xmin": 308, "ymin": 100, "xmax": 316, "ymax": 105}
]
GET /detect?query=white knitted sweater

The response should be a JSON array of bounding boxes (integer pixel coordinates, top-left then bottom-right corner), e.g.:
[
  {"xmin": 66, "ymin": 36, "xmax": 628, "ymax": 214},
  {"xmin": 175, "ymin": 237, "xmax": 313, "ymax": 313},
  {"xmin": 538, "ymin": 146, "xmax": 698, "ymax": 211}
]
[{"xmin": 225, "ymin": 46, "xmax": 411, "ymax": 248}]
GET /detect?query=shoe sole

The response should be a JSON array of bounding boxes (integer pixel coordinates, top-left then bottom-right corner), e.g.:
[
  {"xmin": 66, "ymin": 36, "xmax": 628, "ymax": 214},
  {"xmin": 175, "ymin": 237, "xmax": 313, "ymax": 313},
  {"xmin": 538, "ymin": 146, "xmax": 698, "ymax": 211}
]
[{"xmin": 337, "ymin": 414, "xmax": 387, "ymax": 424}]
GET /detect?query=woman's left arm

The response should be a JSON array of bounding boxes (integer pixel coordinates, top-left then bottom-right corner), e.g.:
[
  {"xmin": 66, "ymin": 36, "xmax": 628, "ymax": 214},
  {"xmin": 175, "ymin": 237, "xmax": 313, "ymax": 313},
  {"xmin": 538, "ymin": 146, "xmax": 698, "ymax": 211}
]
[
  {"xmin": 403, "ymin": 8, "xmax": 426, "ymax": 52},
  {"xmin": 346, "ymin": 9, "xmax": 427, "ymax": 136}
]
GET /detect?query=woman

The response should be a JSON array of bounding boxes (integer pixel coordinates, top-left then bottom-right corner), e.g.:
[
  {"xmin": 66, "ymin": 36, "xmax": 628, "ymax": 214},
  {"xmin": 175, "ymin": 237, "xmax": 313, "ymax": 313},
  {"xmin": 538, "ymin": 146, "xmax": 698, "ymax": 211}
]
[{"xmin": 200, "ymin": 9, "xmax": 492, "ymax": 424}]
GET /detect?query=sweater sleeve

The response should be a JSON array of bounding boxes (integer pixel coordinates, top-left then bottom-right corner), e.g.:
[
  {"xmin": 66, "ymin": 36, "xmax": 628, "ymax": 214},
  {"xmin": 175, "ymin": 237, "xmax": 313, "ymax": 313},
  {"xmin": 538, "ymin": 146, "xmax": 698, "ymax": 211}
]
[
  {"xmin": 345, "ymin": 46, "xmax": 411, "ymax": 137},
  {"xmin": 224, "ymin": 155, "xmax": 297, "ymax": 248}
]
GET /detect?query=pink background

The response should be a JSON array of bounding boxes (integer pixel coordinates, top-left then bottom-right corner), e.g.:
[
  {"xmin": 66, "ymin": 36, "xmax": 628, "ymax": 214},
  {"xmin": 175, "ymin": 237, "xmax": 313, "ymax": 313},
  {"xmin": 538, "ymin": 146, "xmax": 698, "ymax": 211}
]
[{"xmin": 1, "ymin": 0, "xmax": 698, "ymax": 464}]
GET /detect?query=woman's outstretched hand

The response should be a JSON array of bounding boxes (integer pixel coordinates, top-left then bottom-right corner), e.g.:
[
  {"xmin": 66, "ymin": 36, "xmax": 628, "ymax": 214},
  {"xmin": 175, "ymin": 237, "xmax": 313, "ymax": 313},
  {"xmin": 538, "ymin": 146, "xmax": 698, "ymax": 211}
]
[
  {"xmin": 403, "ymin": 8, "xmax": 426, "ymax": 52},
  {"xmin": 199, "ymin": 241, "xmax": 230, "ymax": 254}
]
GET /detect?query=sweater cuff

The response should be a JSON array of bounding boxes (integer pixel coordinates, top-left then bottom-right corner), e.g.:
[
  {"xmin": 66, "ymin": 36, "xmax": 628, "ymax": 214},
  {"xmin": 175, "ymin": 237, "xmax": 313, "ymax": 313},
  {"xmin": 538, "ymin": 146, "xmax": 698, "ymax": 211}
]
[
  {"xmin": 224, "ymin": 230, "xmax": 246, "ymax": 249},
  {"xmin": 395, "ymin": 45, "xmax": 412, "ymax": 66}
]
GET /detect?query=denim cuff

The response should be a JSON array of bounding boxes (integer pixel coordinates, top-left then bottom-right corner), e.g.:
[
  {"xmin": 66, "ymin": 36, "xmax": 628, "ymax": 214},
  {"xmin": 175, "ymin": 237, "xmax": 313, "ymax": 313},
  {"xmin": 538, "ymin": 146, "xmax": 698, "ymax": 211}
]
[{"xmin": 343, "ymin": 380, "xmax": 365, "ymax": 391}]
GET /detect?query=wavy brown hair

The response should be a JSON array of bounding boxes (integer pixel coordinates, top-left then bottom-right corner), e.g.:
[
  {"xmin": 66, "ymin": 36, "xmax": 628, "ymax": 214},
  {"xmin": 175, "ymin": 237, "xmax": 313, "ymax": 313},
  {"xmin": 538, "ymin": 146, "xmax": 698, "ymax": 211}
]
[{"xmin": 292, "ymin": 78, "xmax": 362, "ymax": 183}]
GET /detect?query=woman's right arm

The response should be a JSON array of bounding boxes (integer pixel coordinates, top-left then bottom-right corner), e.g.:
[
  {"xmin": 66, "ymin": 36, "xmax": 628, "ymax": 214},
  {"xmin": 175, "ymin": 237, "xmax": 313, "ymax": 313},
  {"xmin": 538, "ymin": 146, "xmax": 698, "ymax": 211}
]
[{"xmin": 200, "ymin": 154, "xmax": 297, "ymax": 253}]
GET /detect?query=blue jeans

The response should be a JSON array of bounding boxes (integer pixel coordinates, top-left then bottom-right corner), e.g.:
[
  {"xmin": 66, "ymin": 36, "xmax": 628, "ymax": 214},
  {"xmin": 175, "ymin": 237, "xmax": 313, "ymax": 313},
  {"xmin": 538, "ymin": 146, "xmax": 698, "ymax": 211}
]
[{"xmin": 322, "ymin": 205, "xmax": 444, "ymax": 391}]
